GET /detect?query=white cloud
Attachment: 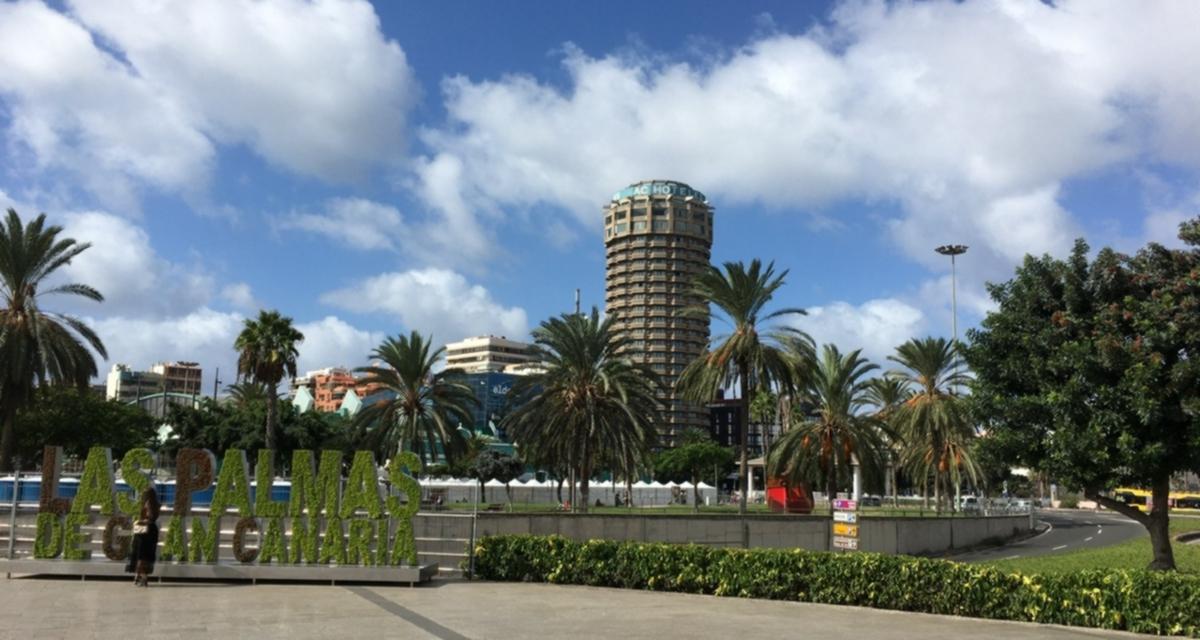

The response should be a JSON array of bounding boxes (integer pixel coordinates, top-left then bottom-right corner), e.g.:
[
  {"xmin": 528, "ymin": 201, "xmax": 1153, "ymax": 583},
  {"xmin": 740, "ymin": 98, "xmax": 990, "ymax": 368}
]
[
  {"xmin": 57, "ymin": 211, "xmax": 214, "ymax": 318},
  {"xmin": 91, "ymin": 310, "xmax": 387, "ymax": 392},
  {"xmin": 320, "ymin": 268, "xmax": 528, "ymax": 343},
  {"xmin": 89, "ymin": 308, "xmax": 246, "ymax": 392},
  {"xmin": 0, "ymin": 1, "xmax": 213, "ymax": 211},
  {"xmin": 412, "ymin": 154, "xmax": 495, "ymax": 266},
  {"xmin": 16, "ymin": 202, "xmax": 383, "ymax": 384},
  {"xmin": 414, "ymin": 0, "xmax": 1200, "ymax": 274},
  {"xmin": 219, "ymin": 283, "xmax": 260, "ymax": 311},
  {"xmin": 294, "ymin": 316, "xmax": 384, "ymax": 374},
  {"xmin": 791, "ymin": 297, "xmax": 926, "ymax": 366},
  {"xmin": 0, "ymin": 0, "xmax": 415, "ymax": 209},
  {"xmin": 1143, "ymin": 211, "xmax": 1190, "ymax": 249},
  {"xmin": 1140, "ymin": 190, "xmax": 1200, "ymax": 249},
  {"xmin": 277, "ymin": 197, "xmax": 409, "ymax": 252}
]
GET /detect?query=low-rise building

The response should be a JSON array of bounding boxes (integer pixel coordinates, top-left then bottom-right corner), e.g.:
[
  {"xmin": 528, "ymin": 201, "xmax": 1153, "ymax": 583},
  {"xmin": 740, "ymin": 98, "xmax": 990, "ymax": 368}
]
[
  {"xmin": 106, "ymin": 362, "xmax": 204, "ymax": 402},
  {"xmin": 150, "ymin": 361, "xmax": 202, "ymax": 396},
  {"xmin": 292, "ymin": 367, "xmax": 385, "ymax": 413}
]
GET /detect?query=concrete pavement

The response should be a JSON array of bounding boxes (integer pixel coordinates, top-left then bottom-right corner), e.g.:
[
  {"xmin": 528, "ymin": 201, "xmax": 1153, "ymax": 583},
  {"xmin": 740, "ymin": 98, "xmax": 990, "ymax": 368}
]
[{"xmin": 0, "ymin": 577, "xmax": 1156, "ymax": 639}]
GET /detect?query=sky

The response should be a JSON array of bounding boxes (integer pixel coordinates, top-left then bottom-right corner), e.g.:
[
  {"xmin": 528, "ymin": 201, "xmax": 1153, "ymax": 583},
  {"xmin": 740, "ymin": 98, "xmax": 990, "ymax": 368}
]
[{"xmin": 2, "ymin": 0, "xmax": 1199, "ymax": 392}]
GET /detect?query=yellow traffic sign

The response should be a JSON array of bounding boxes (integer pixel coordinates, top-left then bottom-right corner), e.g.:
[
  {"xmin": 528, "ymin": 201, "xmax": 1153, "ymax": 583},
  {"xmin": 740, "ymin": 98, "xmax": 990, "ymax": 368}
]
[{"xmin": 833, "ymin": 523, "xmax": 859, "ymax": 537}]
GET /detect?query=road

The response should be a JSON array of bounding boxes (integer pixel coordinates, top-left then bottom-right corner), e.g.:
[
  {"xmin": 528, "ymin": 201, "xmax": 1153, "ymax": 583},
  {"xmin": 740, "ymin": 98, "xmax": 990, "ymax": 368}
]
[{"xmin": 949, "ymin": 509, "xmax": 1144, "ymax": 563}]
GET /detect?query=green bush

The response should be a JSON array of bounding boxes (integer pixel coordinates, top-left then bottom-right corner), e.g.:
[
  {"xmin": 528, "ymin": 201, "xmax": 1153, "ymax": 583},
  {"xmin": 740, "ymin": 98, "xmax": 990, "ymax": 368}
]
[
  {"xmin": 1058, "ymin": 493, "xmax": 1080, "ymax": 509},
  {"xmin": 472, "ymin": 535, "xmax": 1200, "ymax": 637}
]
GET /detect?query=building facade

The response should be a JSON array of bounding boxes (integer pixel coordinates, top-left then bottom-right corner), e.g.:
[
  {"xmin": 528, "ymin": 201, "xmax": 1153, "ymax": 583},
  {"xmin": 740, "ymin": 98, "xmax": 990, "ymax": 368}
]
[
  {"xmin": 445, "ymin": 335, "xmax": 538, "ymax": 373},
  {"xmin": 454, "ymin": 371, "xmax": 518, "ymax": 436},
  {"xmin": 105, "ymin": 365, "xmax": 158, "ymax": 402},
  {"xmin": 292, "ymin": 367, "xmax": 385, "ymax": 413},
  {"xmin": 106, "ymin": 362, "xmax": 202, "ymax": 402},
  {"xmin": 150, "ymin": 361, "xmax": 203, "ymax": 396},
  {"xmin": 708, "ymin": 395, "xmax": 778, "ymax": 457},
  {"xmin": 604, "ymin": 180, "xmax": 713, "ymax": 443}
]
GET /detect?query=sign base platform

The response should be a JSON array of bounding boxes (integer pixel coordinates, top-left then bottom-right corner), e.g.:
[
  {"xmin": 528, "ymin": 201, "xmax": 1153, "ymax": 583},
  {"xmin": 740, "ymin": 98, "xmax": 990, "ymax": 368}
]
[{"xmin": 1, "ymin": 559, "xmax": 438, "ymax": 586}]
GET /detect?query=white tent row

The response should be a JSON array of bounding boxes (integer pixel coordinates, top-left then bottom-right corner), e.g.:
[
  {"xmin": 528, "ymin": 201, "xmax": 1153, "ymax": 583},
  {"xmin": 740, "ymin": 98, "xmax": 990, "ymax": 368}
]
[{"xmin": 417, "ymin": 477, "xmax": 718, "ymax": 507}]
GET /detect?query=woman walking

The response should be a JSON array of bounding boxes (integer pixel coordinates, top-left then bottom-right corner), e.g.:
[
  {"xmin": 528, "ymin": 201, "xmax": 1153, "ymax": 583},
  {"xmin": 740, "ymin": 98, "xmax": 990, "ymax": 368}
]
[{"xmin": 125, "ymin": 487, "xmax": 160, "ymax": 587}]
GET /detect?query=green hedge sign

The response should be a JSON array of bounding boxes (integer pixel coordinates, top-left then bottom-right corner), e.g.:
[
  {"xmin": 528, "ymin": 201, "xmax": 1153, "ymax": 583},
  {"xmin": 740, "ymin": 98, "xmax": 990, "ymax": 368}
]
[{"xmin": 33, "ymin": 446, "xmax": 423, "ymax": 567}]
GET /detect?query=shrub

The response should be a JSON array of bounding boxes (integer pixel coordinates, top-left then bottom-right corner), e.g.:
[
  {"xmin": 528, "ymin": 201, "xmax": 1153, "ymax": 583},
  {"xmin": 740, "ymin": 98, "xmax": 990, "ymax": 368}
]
[
  {"xmin": 1058, "ymin": 493, "xmax": 1080, "ymax": 509},
  {"xmin": 472, "ymin": 535, "xmax": 1200, "ymax": 637}
]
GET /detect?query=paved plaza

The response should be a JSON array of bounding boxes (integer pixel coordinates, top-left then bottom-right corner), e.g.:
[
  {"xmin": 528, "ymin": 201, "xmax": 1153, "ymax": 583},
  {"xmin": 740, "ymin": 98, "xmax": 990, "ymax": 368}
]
[{"xmin": 0, "ymin": 577, "xmax": 1155, "ymax": 639}]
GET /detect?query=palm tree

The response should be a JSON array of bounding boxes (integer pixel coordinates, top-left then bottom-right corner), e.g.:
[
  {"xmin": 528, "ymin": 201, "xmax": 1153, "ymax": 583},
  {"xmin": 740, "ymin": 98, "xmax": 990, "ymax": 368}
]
[
  {"xmin": 888, "ymin": 337, "xmax": 977, "ymax": 512},
  {"xmin": 0, "ymin": 209, "xmax": 107, "ymax": 471},
  {"xmin": 865, "ymin": 375, "xmax": 912, "ymax": 506},
  {"xmin": 502, "ymin": 308, "xmax": 660, "ymax": 514},
  {"xmin": 769, "ymin": 344, "xmax": 890, "ymax": 517},
  {"xmin": 225, "ymin": 381, "xmax": 272, "ymax": 408},
  {"xmin": 677, "ymin": 259, "xmax": 809, "ymax": 514},
  {"xmin": 352, "ymin": 331, "xmax": 475, "ymax": 465},
  {"xmin": 234, "ymin": 310, "xmax": 304, "ymax": 455}
]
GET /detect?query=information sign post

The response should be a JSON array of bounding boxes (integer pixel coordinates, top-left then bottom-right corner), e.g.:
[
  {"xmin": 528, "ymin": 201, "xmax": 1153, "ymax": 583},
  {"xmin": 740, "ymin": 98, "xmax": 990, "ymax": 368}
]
[{"xmin": 831, "ymin": 498, "xmax": 859, "ymax": 551}]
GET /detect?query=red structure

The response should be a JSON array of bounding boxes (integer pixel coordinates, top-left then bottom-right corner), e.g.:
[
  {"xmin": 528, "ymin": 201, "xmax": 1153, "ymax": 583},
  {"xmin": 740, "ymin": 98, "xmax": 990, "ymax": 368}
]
[{"xmin": 766, "ymin": 476, "xmax": 814, "ymax": 514}]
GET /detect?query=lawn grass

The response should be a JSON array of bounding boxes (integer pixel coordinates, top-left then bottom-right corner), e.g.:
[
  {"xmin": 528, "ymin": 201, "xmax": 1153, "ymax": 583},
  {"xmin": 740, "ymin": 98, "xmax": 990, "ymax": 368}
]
[{"xmin": 987, "ymin": 516, "xmax": 1200, "ymax": 574}]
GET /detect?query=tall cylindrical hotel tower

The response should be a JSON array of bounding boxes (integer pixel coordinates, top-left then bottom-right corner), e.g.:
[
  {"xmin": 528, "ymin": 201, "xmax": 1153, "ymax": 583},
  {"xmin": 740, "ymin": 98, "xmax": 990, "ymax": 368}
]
[{"xmin": 604, "ymin": 180, "xmax": 713, "ymax": 443}]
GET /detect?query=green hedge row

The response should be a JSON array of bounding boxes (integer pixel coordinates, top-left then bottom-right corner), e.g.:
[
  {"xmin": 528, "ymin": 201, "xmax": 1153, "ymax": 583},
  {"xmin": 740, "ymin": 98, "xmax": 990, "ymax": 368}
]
[{"xmin": 472, "ymin": 535, "xmax": 1200, "ymax": 637}]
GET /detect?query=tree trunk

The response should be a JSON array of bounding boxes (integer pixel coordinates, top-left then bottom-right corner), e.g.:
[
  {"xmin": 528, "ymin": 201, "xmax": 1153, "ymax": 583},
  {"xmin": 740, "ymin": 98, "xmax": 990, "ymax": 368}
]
[
  {"xmin": 738, "ymin": 360, "xmax": 751, "ymax": 515},
  {"xmin": 1086, "ymin": 479, "xmax": 1176, "ymax": 571},
  {"xmin": 569, "ymin": 464, "xmax": 577, "ymax": 513},
  {"xmin": 692, "ymin": 470, "xmax": 700, "ymax": 513},
  {"xmin": 827, "ymin": 446, "xmax": 838, "ymax": 518},
  {"xmin": 578, "ymin": 441, "xmax": 590, "ymax": 514},
  {"xmin": 265, "ymin": 382, "xmax": 278, "ymax": 457},
  {"xmin": 480, "ymin": 479, "xmax": 486, "ymax": 503},
  {"xmin": 891, "ymin": 464, "xmax": 899, "ymax": 508},
  {"xmin": 0, "ymin": 405, "xmax": 16, "ymax": 473},
  {"xmin": 556, "ymin": 477, "xmax": 564, "ymax": 504},
  {"xmin": 933, "ymin": 475, "xmax": 941, "ymax": 514},
  {"xmin": 579, "ymin": 466, "xmax": 591, "ymax": 515},
  {"xmin": 1147, "ymin": 477, "xmax": 1176, "ymax": 570}
]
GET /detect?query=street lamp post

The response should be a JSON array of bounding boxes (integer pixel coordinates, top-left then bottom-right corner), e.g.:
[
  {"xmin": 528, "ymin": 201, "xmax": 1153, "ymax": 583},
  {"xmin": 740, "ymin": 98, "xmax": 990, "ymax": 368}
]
[
  {"xmin": 934, "ymin": 244, "xmax": 968, "ymax": 352},
  {"xmin": 935, "ymin": 244, "xmax": 967, "ymax": 514}
]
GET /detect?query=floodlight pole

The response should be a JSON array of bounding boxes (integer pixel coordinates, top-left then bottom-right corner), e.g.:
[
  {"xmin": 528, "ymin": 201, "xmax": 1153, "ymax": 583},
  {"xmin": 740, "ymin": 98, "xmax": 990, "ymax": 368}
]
[
  {"xmin": 935, "ymin": 244, "xmax": 968, "ymax": 513},
  {"xmin": 934, "ymin": 244, "xmax": 968, "ymax": 353}
]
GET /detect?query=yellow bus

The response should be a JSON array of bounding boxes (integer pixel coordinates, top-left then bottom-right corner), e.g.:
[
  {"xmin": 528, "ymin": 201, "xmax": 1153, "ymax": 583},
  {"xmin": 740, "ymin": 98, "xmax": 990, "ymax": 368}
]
[{"xmin": 1113, "ymin": 487, "xmax": 1200, "ymax": 512}]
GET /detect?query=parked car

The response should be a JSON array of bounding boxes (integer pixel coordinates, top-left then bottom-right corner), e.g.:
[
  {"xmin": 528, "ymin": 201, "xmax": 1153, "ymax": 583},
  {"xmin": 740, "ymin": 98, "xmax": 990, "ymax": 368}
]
[
  {"xmin": 959, "ymin": 496, "xmax": 981, "ymax": 512},
  {"xmin": 859, "ymin": 495, "xmax": 882, "ymax": 507}
]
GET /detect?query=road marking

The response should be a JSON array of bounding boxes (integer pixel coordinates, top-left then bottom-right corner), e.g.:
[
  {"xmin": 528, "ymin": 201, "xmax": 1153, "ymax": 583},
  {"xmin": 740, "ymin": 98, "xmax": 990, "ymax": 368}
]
[
  {"xmin": 1027, "ymin": 521, "xmax": 1054, "ymax": 543},
  {"xmin": 1002, "ymin": 555, "xmax": 1021, "ymax": 560},
  {"xmin": 1084, "ymin": 536, "xmax": 1094, "ymax": 542},
  {"xmin": 1052, "ymin": 544, "xmax": 1068, "ymax": 551}
]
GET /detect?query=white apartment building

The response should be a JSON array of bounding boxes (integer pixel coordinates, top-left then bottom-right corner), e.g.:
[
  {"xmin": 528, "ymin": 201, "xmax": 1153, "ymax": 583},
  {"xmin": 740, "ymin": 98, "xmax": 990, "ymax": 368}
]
[{"xmin": 445, "ymin": 335, "xmax": 538, "ymax": 373}]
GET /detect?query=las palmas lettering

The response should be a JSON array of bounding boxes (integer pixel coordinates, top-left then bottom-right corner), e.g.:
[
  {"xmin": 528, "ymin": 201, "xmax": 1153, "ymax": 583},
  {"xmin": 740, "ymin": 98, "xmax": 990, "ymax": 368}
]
[{"xmin": 33, "ymin": 446, "xmax": 423, "ymax": 567}]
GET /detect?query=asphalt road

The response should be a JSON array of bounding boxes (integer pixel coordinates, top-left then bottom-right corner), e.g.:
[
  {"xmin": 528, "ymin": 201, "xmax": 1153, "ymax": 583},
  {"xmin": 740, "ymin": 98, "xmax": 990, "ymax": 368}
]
[{"xmin": 949, "ymin": 509, "xmax": 1145, "ymax": 563}]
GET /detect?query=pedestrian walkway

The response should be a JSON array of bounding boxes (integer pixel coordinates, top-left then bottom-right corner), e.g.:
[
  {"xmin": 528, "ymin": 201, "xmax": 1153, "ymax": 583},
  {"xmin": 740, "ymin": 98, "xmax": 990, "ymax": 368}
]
[{"xmin": 0, "ymin": 577, "xmax": 1154, "ymax": 639}]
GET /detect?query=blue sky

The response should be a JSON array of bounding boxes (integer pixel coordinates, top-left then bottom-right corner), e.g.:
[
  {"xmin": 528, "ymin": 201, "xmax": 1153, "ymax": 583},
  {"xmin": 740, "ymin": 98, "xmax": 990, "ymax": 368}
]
[{"xmin": 1, "ymin": 0, "xmax": 1198, "ymax": 389}]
